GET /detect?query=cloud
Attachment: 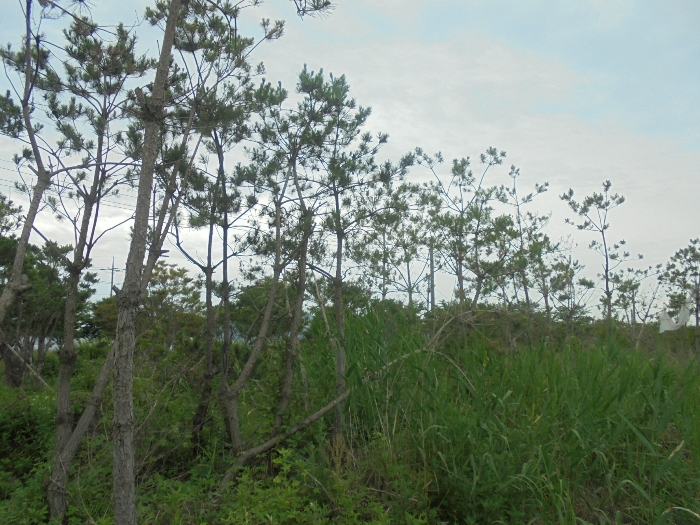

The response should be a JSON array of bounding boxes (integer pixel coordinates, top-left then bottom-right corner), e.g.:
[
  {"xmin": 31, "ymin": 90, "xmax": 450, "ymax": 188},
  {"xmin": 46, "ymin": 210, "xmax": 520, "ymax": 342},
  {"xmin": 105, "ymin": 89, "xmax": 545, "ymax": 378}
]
[
  {"xmin": 254, "ymin": 13, "xmax": 699, "ymax": 274},
  {"xmin": 1, "ymin": 0, "xmax": 698, "ymax": 301}
]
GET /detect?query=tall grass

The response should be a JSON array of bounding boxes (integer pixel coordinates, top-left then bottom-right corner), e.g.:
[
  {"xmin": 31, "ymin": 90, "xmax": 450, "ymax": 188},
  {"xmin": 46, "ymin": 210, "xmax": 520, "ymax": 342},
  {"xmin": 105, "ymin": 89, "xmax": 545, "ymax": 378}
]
[
  {"xmin": 2, "ymin": 312, "xmax": 700, "ymax": 524},
  {"xmin": 343, "ymin": 310, "xmax": 700, "ymax": 524}
]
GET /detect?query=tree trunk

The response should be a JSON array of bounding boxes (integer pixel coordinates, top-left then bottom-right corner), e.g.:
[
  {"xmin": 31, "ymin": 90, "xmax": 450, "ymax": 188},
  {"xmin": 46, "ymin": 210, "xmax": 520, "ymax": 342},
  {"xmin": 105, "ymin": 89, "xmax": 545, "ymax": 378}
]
[
  {"xmin": 35, "ymin": 328, "xmax": 47, "ymax": 375},
  {"xmin": 332, "ymin": 203, "xmax": 346, "ymax": 433},
  {"xmin": 521, "ymin": 270, "xmax": 531, "ymax": 306},
  {"xmin": 274, "ymin": 228, "xmax": 309, "ymax": 434},
  {"xmin": 218, "ymin": 217, "xmax": 234, "ymax": 445},
  {"xmin": 694, "ymin": 288, "xmax": 699, "ymax": 354},
  {"xmin": 471, "ymin": 275, "xmax": 484, "ymax": 311},
  {"xmin": 602, "ymin": 231, "xmax": 613, "ymax": 335},
  {"xmin": 55, "ymin": 126, "xmax": 105, "ymax": 464},
  {"xmin": 456, "ymin": 255, "xmax": 465, "ymax": 305},
  {"xmin": 406, "ymin": 259, "xmax": 413, "ymax": 322},
  {"xmin": 220, "ymin": 169, "xmax": 290, "ymax": 454},
  {"xmin": 191, "ymin": 265, "xmax": 215, "ymax": 443},
  {"xmin": 381, "ymin": 230, "xmax": 388, "ymax": 302},
  {"xmin": 54, "ymin": 269, "xmax": 81, "ymax": 456},
  {"xmin": 0, "ymin": 0, "xmax": 48, "ymax": 326},
  {"xmin": 112, "ymin": 2, "xmax": 182, "ymax": 523},
  {"xmin": 2, "ymin": 340, "xmax": 23, "ymax": 388},
  {"xmin": 429, "ymin": 239, "xmax": 435, "ymax": 312},
  {"xmin": 48, "ymin": 342, "xmax": 116, "ymax": 520},
  {"xmin": 191, "ymin": 144, "xmax": 224, "ymax": 442}
]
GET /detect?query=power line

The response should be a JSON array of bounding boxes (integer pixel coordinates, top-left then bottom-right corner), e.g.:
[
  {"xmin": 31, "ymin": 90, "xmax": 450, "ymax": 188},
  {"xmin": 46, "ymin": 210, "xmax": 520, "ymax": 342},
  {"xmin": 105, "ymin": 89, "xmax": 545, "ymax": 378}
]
[
  {"xmin": 0, "ymin": 162, "xmax": 141, "ymax": 198},
  {"xmin": 0, "ymin": 175, "xmax": 138, "ymax": 212}
]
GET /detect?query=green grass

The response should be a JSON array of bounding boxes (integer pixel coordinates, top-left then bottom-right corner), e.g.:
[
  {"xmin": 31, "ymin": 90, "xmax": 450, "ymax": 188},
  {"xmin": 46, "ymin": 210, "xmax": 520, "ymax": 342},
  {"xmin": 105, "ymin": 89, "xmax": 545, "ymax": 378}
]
[
  {"xmin": 2, "ymin": 314, "xmax": 700, "ymax": 524},
  {"xmin": 343, "ymin": 314, "xmax": 700, "ymax": 524}
]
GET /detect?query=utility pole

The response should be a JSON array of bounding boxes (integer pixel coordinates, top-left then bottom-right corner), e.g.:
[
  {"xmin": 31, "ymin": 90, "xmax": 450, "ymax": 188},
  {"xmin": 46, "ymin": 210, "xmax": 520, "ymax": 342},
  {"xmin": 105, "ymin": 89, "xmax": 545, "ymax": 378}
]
[
  {"xmin": 110, "ymin": 257, "xmax": 115, "ymax": 297},
  {"xmin": 429, "ymin": 238, "xmax": 435, "ymax": 312}
]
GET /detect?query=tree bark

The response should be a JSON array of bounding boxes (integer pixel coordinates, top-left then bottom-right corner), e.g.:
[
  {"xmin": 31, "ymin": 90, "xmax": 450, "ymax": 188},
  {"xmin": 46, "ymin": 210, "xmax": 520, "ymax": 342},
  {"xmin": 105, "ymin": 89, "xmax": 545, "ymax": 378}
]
[
  {"xmin": 191, "ymin": 265, "xmax": 215, "ymax": 443},
  {"xmin": 48, "ymin": 342, "xmax": 116, "ymax": 520},
  {"xmin": 406, "ymin": 259, "xmax": 413, "ymax": 321},
  {"xmin": 274, "ymin": 228, "xmax": 309, "ymax": 434},
  {"xmin": 429, "ymin": 239, "xmax": 435, "ymax": 312},
  {"xmin": 220, "ymin": 168, "xmax": 290, "ymax": 454},
  {"xmin": 55, "ymin": 135, "xmax": 104, "ymax": 459},
  {"xmin": 456, "ymin": 255, "xmax": 465, "ymax": 305},
  {"xmin": 218, "ymin": 214, "xmax": 234, "ymax": 445},
  {"xmin": 332, "ymin": 195, "xmax": 346, "ymax": 433},
  {"xmin": 35, "ymin": 327, "xmax": 47, "ymax": 375},
  {"xmin": 2, "ymin": 338, "xmax": 23, "ymax": 388},
  {"xmin": 192, "ymin": 140, "xmax": 225, "ymax": 442},
  {"xmin": 112, "ymin": 2, "xmax": 182, "ymax": 523},
  {"xmin": 190, "ymin": 211, "xmax": 216, "ymax": 444},
  {"xmin": 0, "ymin": 1, "xmax": 50, "ymax": 326}
]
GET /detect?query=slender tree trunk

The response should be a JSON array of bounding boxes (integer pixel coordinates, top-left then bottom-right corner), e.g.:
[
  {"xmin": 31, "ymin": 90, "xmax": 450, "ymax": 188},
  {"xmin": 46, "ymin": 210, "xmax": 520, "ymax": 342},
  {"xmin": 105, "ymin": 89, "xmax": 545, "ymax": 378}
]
[
  {"xmin": 35, "ymin": 327, "xmax": 47, "ymax": 375},
  {"xmin": 274, "ymin": 229, "xmax": 309, "ymax": 434},
  {"xmin": 521, "ymin": 270, "xmax": 531, "ymax": 306},
  {"xmin": 220, "ymin": 170, "xmax": 290, "ymax": 454},
  {"xmin": 406, "ymin": 259, "xmax": 414, "ymax": 321},
  {"xmin": 191, "ymin": 265, "xmax": 215, "ymax": 442},
  {"xmin": 112, "ymin": 291, "xmax": 140, "ymax": 525},
  {"xmin": 602, "ymin": 231, "xmax": 613, "ymax": 336},
  {"xmin": 22, "ymin": 327, "xmax": 33, "ymax": 366},
  {"xmin": 539, "ymin": 263, "xmax": 551, "ymax": 320},
  {"xmin": 0, "ymin": 0, "xmax": 48, "ymax": 326},
  {"xmin": 218, "ymin": 217, "xmax": 234, "ymax": 444},
  {"xmin": 54, "ymin": 168, "xmax": 102, "ymax": 473},
  {"xmin": 55, "ymin": 128, "xmax": 105, "ymax": 464},
  {"xmin": 192, "ymin": 141, "xmax": 224, "ymax": 441},
  {"xmin": 471, "ymin": 275, "xmax": 484, "ymax": 310},
  {"xmin": 332, "ymin": 198, "xmax": 346, "ymax": 433},
  {"xmin": 429, "ymin": 239, "xmax": 435, "ymax": 312},
  {"xmin": 333, "ymin": 196, "xmax": 346, "ymax": 340},
  {"xmin": 381, "ymin": 230, "xmax": 388, "ymax": 302},
  {"xmin": 47, "ymin": 342, "xmax": 116, "ymax": 520},
  {"xmin": 456, "ymin": 256, "xmax": 465, "ymax": 305},
  {"xmin": 54, "ymin": 270, "xmax": 81, "ymax": 454},
  {"xmin": 112, "ymin": 2, "xmax": 181, "ymax": 523},
  {"xmin": 332, "ymin": 260, "xmax": 343, "ymax": 334},
  {"xmin": 694, "ymin": 288, "xmax": 699, "ymax": 353}
]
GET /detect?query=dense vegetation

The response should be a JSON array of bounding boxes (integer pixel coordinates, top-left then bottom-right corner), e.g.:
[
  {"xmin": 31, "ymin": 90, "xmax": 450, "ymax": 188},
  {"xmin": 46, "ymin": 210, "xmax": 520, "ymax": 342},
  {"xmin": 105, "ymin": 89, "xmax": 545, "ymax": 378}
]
[
  {"xmin": 1, "ymin": 1, "xmax": 699, "ymax": 524},
  {"xmin": 2, "ymin": 306, "xmax": 700, "ymax": 524}
]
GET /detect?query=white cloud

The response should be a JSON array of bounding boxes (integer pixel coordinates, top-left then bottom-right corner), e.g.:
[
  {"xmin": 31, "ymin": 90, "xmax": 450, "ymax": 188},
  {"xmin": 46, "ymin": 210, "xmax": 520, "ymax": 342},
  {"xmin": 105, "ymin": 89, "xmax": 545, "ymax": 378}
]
[
  {"xmin": 256, "ymin": 15, "xmax": 699, "ymax": 275},
  {"xmin": 1, "ymin": 0, "xmax": 698, "ymax": 302}
]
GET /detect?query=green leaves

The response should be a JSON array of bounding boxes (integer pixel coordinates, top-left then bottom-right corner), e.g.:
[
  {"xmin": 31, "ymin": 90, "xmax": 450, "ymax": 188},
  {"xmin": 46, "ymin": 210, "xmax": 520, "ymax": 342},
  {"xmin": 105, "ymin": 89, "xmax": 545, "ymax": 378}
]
[
  {"xmin": 0, "ymin": 91, "xmax": 23, "ymax": 138},
  {"xmin": 0, "ymin": 193, "xmax": 23, "ymax": 236}
]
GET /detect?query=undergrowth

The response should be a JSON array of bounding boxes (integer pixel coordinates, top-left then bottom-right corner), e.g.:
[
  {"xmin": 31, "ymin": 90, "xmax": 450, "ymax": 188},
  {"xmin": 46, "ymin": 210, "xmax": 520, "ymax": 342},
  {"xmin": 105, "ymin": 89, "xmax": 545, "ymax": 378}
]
[{"xmin": 2, "ymin": 314, "xmax": 700, "ymax": 524}]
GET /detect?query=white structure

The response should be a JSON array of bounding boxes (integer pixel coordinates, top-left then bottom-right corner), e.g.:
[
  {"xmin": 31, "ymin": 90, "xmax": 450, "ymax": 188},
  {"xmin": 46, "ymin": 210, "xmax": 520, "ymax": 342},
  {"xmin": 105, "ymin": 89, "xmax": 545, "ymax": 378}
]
[{"xmin": 659, "ymin": 295, "xmax": 693, "ymax": 333}]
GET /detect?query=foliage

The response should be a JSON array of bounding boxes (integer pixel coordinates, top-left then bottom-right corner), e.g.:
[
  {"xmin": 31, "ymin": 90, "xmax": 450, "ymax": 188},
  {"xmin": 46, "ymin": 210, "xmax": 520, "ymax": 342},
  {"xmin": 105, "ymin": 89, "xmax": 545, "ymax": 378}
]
[
  {"xmin": 138, "ymin": 262, "xmax": 205, "ymax": 353},
  {"xmin": 230, "ymin": 277, "xmax": 297, "ymax": 340},
  {"xmin": 0, "ymin": 193, "xmax": 22, "ymax": 236},
  {"xmin": 5, "ymin": 308, "xmax": 700, "ymax": 524},
  {"xmin": 662, "ymin": 239, "xmax": 700, "ymax": 321},
  {"xmin": 0, "ymin": 1, "xmax": 697, "ymax": 524}
]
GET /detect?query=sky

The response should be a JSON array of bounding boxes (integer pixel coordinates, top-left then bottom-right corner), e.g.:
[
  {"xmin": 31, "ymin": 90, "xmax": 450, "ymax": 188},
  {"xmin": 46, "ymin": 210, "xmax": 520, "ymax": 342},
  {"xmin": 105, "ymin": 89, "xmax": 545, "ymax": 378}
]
[{"xmin": 0, "ymin": 0, "xmax": 698, "ymax": 304}]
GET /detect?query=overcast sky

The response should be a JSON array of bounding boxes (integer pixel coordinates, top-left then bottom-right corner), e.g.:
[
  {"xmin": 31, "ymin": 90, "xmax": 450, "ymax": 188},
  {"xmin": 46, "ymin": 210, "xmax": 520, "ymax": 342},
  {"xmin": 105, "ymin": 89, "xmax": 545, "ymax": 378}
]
[{"xmin": 1, "ymin": 0, "xmax": 698, "ymax": 303}]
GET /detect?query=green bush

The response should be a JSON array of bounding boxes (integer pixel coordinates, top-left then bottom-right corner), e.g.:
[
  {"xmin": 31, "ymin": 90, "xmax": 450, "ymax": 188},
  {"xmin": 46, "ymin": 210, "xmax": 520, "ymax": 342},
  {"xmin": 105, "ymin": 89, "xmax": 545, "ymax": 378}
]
[{"xmin": 40, "ymin": 352, "xmax": 59, "ymax": 379}]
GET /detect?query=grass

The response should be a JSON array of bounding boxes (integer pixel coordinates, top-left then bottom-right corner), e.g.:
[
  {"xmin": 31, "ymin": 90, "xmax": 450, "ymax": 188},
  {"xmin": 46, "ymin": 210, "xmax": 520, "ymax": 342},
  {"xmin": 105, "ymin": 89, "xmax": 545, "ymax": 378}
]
[{"xmin": 2, "ymin": 312, "xmax": 700, "ymax": 524}]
